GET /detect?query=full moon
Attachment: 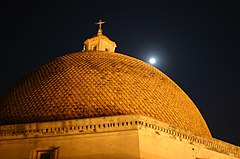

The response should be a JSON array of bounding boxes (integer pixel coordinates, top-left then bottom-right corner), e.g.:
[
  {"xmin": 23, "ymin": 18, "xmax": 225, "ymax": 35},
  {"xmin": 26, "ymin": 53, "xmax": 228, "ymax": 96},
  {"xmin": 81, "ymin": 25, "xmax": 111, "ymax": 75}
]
[{"xmin": 149, "ymin": 58, "xmax": 156, "ymax": 64}]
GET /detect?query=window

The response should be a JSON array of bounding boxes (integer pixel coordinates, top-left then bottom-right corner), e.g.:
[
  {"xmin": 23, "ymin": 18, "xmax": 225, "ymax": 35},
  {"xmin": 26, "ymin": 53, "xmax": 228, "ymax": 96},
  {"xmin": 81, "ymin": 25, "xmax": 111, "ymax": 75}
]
[
  {"xmin": 34, "ymin": 146, "xmax": 59, "ymax": 159},
  {"xmin": 40, "ymin": 152, "xmax": 52, "ymax": 159},
  {"xmin": 93, "ymin": 46, "xmax": 97, "ymax": 50}
]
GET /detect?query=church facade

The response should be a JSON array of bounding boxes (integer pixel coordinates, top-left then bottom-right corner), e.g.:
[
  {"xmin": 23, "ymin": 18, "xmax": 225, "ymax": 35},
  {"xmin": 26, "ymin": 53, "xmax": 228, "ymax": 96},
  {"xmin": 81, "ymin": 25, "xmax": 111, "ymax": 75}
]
[{"xmin": 0, "ymin": 21, "xmax": 239, "ymax": 159}]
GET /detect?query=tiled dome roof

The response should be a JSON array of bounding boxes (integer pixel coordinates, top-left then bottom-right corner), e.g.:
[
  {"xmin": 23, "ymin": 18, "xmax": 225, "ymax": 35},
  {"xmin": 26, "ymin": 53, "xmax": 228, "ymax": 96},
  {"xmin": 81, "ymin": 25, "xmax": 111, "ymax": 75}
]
[{"xmin": 0, "ymin": 51, "xmax": 211, "ymax": 137}]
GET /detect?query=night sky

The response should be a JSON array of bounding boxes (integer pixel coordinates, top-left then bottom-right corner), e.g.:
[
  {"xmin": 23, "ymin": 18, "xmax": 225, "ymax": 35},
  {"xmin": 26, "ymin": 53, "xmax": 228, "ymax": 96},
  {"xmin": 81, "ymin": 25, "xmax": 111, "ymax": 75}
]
[{"xmin": 1, "ymin": 1, "xmax": 239, "ymax": 145}]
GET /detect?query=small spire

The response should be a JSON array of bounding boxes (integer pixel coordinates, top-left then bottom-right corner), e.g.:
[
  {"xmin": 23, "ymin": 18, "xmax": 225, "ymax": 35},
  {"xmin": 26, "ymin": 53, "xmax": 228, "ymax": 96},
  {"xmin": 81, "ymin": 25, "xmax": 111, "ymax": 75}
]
[{"xmin": 95, "ymin": 19, "xmax": 105, "ymax": 35}]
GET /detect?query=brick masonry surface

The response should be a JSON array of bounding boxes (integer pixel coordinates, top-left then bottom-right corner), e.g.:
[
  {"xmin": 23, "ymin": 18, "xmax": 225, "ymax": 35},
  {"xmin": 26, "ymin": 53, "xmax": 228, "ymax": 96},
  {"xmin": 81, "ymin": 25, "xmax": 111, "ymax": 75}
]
[{"xmin": 0, "ymin": 51, "xmax": 211, "ymax": 137}]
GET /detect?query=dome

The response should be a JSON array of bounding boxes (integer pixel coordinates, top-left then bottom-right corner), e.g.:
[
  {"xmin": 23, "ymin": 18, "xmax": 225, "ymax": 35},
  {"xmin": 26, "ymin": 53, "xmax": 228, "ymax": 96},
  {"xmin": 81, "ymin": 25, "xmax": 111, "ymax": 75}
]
[{"xmin": 0, "ymin": 51, "xmax": 211, "ymax": 137}]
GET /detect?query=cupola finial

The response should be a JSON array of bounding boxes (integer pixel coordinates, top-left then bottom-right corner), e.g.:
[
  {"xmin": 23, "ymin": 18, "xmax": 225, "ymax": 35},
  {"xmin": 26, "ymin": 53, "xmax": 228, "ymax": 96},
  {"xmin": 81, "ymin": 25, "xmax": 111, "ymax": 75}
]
[
  {"xmin": 95, "ymin": 19, "xmax": 105, "ymax": 35},
  {"xmin": 83, "ymin": 20, "xmax": 116, "ymax": 52}
]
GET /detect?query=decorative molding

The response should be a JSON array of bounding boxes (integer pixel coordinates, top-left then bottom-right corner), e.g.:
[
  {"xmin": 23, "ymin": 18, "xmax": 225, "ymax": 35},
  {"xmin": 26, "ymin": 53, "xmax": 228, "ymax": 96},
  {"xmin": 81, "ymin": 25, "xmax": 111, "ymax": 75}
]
[{"xmin": 0, "ymin": 115, "xmax": 239, "ymax": 158}]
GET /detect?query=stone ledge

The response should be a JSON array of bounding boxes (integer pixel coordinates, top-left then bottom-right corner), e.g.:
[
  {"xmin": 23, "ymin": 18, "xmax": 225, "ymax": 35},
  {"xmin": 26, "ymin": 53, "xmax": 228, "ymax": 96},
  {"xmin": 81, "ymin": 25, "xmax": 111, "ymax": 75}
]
[{"xmin": 0, "ymin": 114, "xmax": 239, "ymax": 158}]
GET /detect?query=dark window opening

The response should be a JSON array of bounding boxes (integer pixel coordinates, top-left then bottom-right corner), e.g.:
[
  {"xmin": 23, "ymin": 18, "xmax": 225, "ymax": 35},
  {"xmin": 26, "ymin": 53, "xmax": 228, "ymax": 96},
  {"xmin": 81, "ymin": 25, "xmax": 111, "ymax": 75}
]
[
  {"xmin": 35, "ymin": 147, "xmax": 59, "ymax": 159},
  {"xmin": 40, "ymin": 153, "xmax": 52, "ymax": 159}
]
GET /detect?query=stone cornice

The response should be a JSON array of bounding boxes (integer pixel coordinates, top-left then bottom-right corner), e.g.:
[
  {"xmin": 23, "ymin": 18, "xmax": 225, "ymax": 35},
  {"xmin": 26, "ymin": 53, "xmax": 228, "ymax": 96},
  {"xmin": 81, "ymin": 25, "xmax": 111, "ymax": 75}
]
[{"xmin": 0, "ymin": 115, "xmax": 239, "ymax": 158}]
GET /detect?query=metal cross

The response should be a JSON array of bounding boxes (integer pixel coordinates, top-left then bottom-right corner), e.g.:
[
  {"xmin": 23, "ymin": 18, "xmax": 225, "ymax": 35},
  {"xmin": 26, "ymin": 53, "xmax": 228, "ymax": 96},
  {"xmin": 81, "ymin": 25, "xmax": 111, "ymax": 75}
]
[{"xmin": 96, "ymin": 19, "xmax": 105, "ymax": 30}]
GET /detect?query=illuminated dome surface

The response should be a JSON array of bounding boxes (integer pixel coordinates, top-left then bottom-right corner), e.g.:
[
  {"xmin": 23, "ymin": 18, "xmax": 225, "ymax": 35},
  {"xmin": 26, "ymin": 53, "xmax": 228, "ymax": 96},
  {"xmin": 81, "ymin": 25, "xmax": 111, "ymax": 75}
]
[{"xmin": 0, "ymin": 51, "xmax": 211, "ymax": 137}]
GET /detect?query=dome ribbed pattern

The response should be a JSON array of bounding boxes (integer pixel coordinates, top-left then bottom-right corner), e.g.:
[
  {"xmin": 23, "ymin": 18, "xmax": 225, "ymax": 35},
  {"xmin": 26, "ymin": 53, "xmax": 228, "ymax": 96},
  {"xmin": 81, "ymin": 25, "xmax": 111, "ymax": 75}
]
[{"xmin": 0, "ymin": 51, "xmax": 211, "ymax": 137}]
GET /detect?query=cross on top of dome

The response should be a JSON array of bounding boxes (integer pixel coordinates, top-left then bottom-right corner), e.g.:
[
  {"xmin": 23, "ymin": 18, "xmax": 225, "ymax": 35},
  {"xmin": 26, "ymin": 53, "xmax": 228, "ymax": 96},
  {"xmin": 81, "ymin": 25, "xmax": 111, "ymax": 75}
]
[{"xmin": 96, "ymin": 19, "xmax": 105, "ymax": 35}]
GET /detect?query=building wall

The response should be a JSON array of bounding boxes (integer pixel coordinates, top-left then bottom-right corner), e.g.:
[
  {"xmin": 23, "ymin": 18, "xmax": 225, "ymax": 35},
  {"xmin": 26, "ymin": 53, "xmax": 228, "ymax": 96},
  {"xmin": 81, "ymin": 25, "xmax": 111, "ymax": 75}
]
[
  {"xmin": 0, "ymin": 115, "xmax": 239, "ymax": 159},
  {"xmin": 138, "ymin": 126, "xmax": 238, "ymax": 159},
  {"xmin": 0, "ymin": 130, "xmax": 140, "ymax": 159}
]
